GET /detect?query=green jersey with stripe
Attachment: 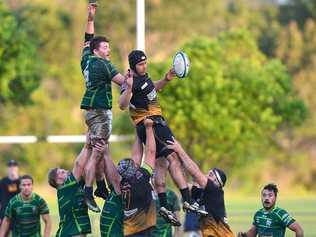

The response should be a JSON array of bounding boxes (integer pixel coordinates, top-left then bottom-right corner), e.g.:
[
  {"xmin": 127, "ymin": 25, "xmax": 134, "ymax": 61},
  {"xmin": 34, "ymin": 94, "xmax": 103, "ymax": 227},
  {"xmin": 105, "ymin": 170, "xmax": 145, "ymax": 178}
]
[
  {"xmin": 80, "ymin": 46, "xmax": 118, "ymax": 110},
  {"xmin": 56, "ymin": 173, "xmax": 91, "ymax": 237},
  {"xmin": 253, "ymin": 207, "xmax": 295, "ymax": 237},
  {"xmin": 100, "ymin": 191, "xmax": 124, "ymax": 237},
  {"xmin": 152, "ymin": 189, "xmax": 181, "ymax": 237},
  {"xmin": 5, "ymin": 193, "xmax": 49, "ymax": 237}
]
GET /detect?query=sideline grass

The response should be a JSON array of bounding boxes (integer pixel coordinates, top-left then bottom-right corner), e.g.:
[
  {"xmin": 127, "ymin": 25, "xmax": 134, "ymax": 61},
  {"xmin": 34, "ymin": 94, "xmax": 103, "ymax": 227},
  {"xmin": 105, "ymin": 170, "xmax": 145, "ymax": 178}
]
[{"xmin": 38, "ymin": 187, "xmax": 315, "ymax": 237}]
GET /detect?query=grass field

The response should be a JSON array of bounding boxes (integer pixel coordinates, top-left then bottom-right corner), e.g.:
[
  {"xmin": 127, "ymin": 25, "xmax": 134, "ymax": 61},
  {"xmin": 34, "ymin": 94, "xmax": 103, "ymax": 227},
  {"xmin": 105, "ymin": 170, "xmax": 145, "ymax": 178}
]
[{"xmin": 39, "ymin": 187, "xmax": 315, "ymax": 237}]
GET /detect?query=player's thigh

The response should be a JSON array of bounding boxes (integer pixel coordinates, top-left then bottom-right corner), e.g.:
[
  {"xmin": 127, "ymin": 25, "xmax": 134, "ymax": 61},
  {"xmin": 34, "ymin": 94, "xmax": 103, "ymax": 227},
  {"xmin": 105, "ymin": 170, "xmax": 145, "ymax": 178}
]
[{"xmin": 85, "ymin": 109, "xmax": 112, "ymax": 143}]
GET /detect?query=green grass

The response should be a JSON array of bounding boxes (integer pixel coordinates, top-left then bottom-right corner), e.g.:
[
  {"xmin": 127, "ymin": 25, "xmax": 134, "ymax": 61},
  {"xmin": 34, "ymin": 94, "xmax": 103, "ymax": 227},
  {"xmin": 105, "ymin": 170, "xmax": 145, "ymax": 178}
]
[{"xmin": 40, "ymin": 190, "xmax": 316, "ymax": 237}]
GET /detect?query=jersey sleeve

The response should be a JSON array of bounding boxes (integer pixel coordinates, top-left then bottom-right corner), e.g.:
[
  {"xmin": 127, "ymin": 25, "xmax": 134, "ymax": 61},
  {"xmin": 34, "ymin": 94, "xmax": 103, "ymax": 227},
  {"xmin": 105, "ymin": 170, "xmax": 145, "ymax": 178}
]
[
  {"xmin": 38, "ymin": 196, "xmax": 49, "ymax": 215},
  {"xmin": 108, "ymin": 61, "xmax": 119, "ymax": 79},
  {"xmin": 277, "ymin": 208, "xmax": 295, "ymax": 227},
  {"xmin": 81, "ymin": 33, "xmax": 94, "ymax": 71},
  {"xmin": 252, "ymin": 211, "xmax": 259, "ymax": 226},
  {"xmin": 4, "ymin": 199, "xmax": 13, "ymax": 219}
]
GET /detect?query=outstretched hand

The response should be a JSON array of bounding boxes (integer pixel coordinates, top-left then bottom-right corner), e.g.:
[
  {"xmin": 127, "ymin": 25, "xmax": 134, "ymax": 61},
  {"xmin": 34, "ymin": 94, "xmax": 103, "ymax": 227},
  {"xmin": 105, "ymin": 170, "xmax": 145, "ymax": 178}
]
[
  {"xmin": 165, "ymin": 68, "xmax": 176, "ymax": 81},
  {"xmin": 93, "ymin": 140, "xmax": 107, "ymax": 153},
  {"xmin": 166, "ymin": 138, "xmax": 182, "ymax": 153},
  {"xmin": 124, "ymin": 69, "xmax": 133, "ymax": 89},
  {"xmin": 88, "ymin": 3, "xmax": 97, "ymax": 21}
]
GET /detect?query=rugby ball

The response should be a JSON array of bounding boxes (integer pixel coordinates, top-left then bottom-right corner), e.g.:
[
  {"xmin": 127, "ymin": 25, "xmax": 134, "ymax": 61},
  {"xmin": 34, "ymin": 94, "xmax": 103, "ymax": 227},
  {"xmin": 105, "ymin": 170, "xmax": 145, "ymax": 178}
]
[{"xmin": 173, "ymin": 51, "xmax": 190, "ymax": 78}]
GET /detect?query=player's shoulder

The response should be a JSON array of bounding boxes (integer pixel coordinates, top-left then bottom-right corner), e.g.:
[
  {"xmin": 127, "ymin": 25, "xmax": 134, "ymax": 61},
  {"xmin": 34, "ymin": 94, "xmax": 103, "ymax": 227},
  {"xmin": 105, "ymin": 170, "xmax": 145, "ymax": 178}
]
[
  {"xmin": 273, "ymin": 206, "xmax": 286, "ymax": 213},
  {"xmin": 272, "ymin": 206, "xmax": 289, "ymax": 217},
  {"xmin": 32, "ymin": 193, "xmax": 45, "ymax": 201},
  {"xmin": 254, "ymin": 208, "xmax": 265, "ymax": 216},
  {"xmin": 8, "ymin": 194, "xmax": 20, "ymax": 205}
]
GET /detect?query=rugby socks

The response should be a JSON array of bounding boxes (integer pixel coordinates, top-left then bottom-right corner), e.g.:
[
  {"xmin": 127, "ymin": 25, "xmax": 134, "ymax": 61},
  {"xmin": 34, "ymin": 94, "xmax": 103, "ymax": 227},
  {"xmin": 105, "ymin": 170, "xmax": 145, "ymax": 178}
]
[
  {"xmin": 158, "ymin": 192, "xmax": 168, "ymax": 208},
  {"xmin": 180, "ymin": 188, "xmax": 191, "ymax": 204},
  {"xmin": 191, "ymin": 185, "xmax": 203, "ymax": 203},
  {"xmin": 96, "ymin": 179, "xmax": 107, "ymax": 193},
  {"xmin": 85, "ymin": 186, "xmax": 93, "ymax": 198}
]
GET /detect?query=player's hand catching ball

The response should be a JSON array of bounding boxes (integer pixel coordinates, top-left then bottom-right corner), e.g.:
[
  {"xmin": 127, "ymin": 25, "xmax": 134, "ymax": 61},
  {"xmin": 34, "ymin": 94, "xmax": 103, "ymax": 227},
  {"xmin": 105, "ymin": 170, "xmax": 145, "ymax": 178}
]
[{"xmin": 165, "ymin": 68, "xmax": 176, "ymax": 81}]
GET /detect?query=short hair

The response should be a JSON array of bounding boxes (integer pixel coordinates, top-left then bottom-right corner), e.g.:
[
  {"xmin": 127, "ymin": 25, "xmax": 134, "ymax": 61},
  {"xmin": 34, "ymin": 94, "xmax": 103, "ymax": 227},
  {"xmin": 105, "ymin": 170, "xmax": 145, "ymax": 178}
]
[
  {"xmin": 90, "ymin": 36, "xmax": 109, "ymax": 54},
  {"xmin": 21, "ymin": 174, "xmax": 33, "ymax": 184},
  {"xmin": 262, "ymin": 183, "xmax": 278, "ymax": 197},
  {"xmin": 48, "ymin": 168, "xmax": 58, "ymax": 189}
]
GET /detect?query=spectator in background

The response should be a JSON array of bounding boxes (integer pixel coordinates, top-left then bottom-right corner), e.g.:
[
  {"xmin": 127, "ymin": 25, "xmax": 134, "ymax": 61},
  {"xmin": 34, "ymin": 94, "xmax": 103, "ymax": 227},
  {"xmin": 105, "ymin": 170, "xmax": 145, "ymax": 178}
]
[{"xmin": 0, "ymin": 160, "xmax": 20, "ymax": 237}]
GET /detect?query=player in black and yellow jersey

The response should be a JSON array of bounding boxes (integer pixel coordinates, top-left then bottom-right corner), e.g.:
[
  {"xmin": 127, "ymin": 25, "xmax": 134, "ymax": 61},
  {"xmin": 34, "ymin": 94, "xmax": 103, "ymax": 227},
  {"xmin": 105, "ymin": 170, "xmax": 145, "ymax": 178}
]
[
  {"xmin": 48, "ymin": 134, "xmax": 106, "ymax": 237},
  {"xmin": 167, "ymin": 139, "xmax": 234, "ymax": 237},
  {"xmin": 119, "ymin": 50, "xmax": 206, "ymax": 225},
  {"xmin": 99, "ymin": 118, "xmax": 157, "ymax": 236},
  {"xmin": 0, "ymin": 175, "xmax": 51, "ymax": 237}
]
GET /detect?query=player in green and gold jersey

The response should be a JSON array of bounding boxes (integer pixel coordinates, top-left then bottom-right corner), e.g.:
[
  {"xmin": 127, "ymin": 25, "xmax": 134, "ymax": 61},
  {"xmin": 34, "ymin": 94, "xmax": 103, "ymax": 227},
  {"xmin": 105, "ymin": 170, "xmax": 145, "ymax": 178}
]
[
  {"xmin": 238, "ymin": 183, "xmax": 304, "ymax": 237},
  {"xmin": 80, "ymin": 2, "xmax": 130, "ymax": 212},
  {"xmin": 48, "ymin": 134, "xmax": 106, "ymax": 236},
  {"xmin": 0, "ymin": 175, "xmax": 51, "ymax": 237}
]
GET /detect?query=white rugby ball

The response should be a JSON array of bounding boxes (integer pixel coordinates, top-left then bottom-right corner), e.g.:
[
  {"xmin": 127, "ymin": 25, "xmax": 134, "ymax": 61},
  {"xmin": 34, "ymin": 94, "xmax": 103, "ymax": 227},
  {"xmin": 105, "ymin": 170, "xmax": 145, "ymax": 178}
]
[{"xmin": 173, "ymin": 51, "xmax": 190, "ymax": 78}]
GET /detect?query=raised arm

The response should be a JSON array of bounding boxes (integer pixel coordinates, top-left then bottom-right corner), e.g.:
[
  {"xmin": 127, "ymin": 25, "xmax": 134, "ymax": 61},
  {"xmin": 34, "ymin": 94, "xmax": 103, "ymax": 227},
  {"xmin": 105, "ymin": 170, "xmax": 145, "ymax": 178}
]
[
  {"xmin": 0, "ymin": 217, "xmax": 10, "ymax": 237},
  {"xmin": 288, "ymin": 221, "xmax": 304, "ymax": 237},
  {"xmin": 154, "ymin": 68, "xmax": 176, "ymax": 91},
  {"xmin": 72, "ymin": 142, "xmax": 92, "ymax": 181},
  {"xmin": 103, "ymin": 145, "xmax": 121, "ymax": 194},
  {"xmin": 143, "ymin": 119, "xmax": 156, "ymax": 169},
  {"xmin": 86, "ymin": 3, "xmax": 96, "ymax": 36},
  {"xmin": 119, "ymin": 70, "xmax": 133, "ymax": 109},
  {"xmin": 41, "ymin": 214, "xmax": 52, "ymax": 237},
  {"xmin": 132, "ymin": 135, "xmax": 143, "ymax": 167},
  {"xmin": 167, "ymin": 139, "xmax": 208, "ymax": 188}
]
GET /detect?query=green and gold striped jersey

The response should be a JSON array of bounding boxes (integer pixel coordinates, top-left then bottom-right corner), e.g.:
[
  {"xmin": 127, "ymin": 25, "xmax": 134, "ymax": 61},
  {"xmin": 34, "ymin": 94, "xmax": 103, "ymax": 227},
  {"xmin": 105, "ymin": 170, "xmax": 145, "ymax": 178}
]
[
  {"xmin": 253, "ymin": 207, "xmax": 295, "ymax": 237},
  {"xmin": 100, "ymin": 191, "xmax": 124, "ymax": 237},
  {"xmin": 80, "ymin": 46, "xmax": 118, "ymax": 110},
  {"xmin": 56, "ymin": 173, "xmax": 91, "ymax": 237},
  {"xmin": 5, "ymin": 193, "xmax": 49, "ymax": 237}
]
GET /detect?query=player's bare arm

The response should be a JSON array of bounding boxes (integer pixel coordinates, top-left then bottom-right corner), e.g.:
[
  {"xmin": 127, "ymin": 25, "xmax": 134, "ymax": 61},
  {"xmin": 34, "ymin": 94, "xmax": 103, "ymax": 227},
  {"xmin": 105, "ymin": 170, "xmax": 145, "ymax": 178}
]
[
  {"xmin": 167, "ymin": 139, "xmax": 208, "ymax": 188},
  {"xmin": 0, "ymin": 217, "xmax": 10, "ymax": 237},
  {"xmin": 288, "ymin": 221, "xmax": 304, "ymax": 237},
  {"xmin": 103, "ymin": 145, "xmax": 121, "ymax": 195},
  {"xmin": 86, "ymin": 3, "xmax": 96, "ymax": 34},
  {"xmin": 41, "ymin": 213, "xmax": 52, "ymax": 237},
  {"xmin": 143, "ymin": 118, "xmax": 156, "ymax": 169},
  {"xmin": 131, "ymin": 135, "xmax": 143, "ymax": 167},
  {"xmin": 119, "ymin": 70, "xmax": 134, "ymax": 109},
  {"xmin": 154, "ymin": 68, "xmax": 176, "ymax": 91}
]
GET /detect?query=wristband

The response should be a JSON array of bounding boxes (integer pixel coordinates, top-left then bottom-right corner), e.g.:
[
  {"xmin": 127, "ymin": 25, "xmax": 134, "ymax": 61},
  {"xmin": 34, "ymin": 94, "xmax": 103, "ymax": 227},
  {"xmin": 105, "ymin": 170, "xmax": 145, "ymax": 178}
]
[{"xmin": 85, "ymin": 33, "xmax": 94, "ymax": 42}]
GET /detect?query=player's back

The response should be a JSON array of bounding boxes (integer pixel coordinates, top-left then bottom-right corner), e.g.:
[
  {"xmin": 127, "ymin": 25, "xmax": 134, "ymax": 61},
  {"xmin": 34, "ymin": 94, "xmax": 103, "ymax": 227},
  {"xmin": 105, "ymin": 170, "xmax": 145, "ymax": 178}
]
[
  {"xmin": 121, "ymin": 167, "xmax": 156, "ymax": 236},
  {"xmin": 56, "ymin": 173, "xmax": 91, "ymax": 237}
]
